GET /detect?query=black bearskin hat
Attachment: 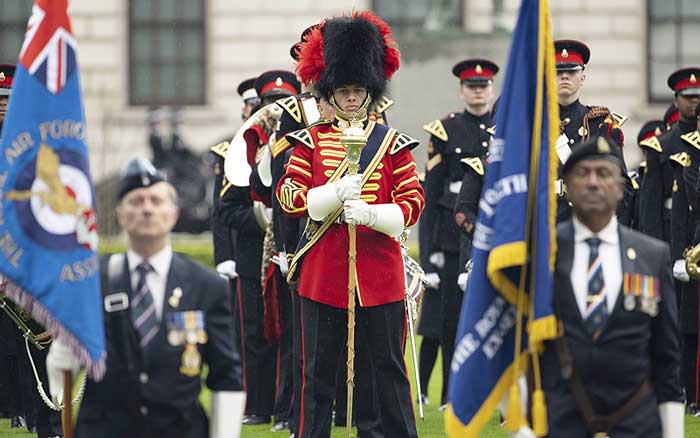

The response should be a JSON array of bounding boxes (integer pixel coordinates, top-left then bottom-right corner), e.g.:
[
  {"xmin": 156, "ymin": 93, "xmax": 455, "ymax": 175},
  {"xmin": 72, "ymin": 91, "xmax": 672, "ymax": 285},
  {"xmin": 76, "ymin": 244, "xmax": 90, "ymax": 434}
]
[{"xmin": 296, "ymin": 11, "xmax": 400, "ymax": 100}]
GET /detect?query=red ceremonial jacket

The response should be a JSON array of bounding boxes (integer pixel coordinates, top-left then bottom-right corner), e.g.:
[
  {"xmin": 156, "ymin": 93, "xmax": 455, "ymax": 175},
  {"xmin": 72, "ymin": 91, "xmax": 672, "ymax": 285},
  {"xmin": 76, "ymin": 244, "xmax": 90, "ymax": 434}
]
[{"xmin": 275, "ymin": 119, "xmax": 424, "ymax": 308}]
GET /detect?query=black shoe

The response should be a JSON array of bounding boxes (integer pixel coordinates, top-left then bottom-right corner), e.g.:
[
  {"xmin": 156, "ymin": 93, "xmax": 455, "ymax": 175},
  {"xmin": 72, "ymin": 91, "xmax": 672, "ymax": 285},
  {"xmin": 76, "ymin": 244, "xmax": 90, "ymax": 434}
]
[
  {"xmin": 270, "ymin": 421, "xmax": 288, "ymax": 432},
  {"xmin": 242, "ymin": 414, "xmax": 271, "ymax": 425},
  {"xmin": 11, "ymin": 416, "xmax": 27, "ymax": 429}
]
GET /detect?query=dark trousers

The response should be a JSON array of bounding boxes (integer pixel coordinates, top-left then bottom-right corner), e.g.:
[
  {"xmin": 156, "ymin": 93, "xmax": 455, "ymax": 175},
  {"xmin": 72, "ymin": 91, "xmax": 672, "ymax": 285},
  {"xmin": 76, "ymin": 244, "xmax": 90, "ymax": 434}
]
[
  {"xmin": 298, "ymin": 297, "xmax": 417, "ymax": 438},
  {"xmin": 237, "ymin": 276, "xmax": 275, "ymax": 416},
  {"xmin": 290, "ymin": 287, "xmax": 303, "ymax": 435},
  {"xmin": 273, "ymin": 269, "xmax": 293, "ymax": 423},
  {"xmin": 439, "ymin": 252, "xmax": 462, "ymax": 404},
  {"xmin": 683, "ymin": 333, "xmax": 700, "ymax": 406},
  {"xmin": 418, "ymin": 336, "xmax": 440, "ymax": 399},
  {"xmin": 333, "ymin": 336, "xmax": 382, "ymax": 437}
]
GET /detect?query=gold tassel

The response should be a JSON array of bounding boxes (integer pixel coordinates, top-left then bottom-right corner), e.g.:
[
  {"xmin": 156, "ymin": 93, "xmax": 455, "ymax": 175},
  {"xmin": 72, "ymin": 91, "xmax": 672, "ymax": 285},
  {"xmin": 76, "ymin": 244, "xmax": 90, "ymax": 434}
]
[
  {"xmin": 506, "ymin": 384, "xmax": 524, "ymax": 432},
  {"xmin": 532, "ymin": 389, "xmax": 548, "ymax": 436}
]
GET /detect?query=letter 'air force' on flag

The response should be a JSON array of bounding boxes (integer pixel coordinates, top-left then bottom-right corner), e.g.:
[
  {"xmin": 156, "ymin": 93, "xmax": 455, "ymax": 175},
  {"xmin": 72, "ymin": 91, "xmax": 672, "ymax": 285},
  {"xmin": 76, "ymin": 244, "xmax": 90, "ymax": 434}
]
[
  {"xmin": 446, "ymin": 0, "xmax": 559, "ymax": 435},
  {"xmin": 0, "ymin": 0, "xmax": 105, "ymax": 379}
]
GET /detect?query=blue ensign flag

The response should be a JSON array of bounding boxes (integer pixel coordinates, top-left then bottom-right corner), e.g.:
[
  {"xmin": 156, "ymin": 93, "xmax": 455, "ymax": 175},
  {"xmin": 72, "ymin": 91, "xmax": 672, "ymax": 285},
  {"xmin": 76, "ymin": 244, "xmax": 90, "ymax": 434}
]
[
  {"xmin": 446, "ymin": 0, "xmax": 559, "ymax": 435},
  {"xmin": 0, "ymin": 0, "xmax": 105, "ymax": 379}
]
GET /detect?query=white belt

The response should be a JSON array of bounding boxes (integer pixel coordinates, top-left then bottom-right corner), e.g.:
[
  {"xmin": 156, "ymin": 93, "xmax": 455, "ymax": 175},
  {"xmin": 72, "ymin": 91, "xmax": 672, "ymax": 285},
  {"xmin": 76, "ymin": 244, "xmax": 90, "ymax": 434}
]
[{"xmin": 449, "ymin": 181, "xmax": 462, "ymax": 193}]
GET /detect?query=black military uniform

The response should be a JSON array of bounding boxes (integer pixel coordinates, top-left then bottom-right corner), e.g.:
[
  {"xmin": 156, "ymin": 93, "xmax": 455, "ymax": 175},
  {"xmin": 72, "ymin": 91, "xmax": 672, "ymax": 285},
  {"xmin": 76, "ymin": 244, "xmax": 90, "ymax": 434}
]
[
  {"xmin": 553, "ymin": 40, "xmax": 627, "ymax": 223},
  {"xmin": 218, "ymin": 70, "xmax": 301, "ymax": 426},
  {"xmin": 422, "ymin": 58, "xmax": 498, "ymax": 406},
  {"xmin": 660, "ymin": 68, "xmax": 700, "ymax": 410},
  {"xmin": 619, "ymin": 120, "xmax": 665, "ymax": 230},
  {"xmin": 76, "ymin": 160, "xmax": 243, "ymax": 438},
  {"xmin": 541, "ymin": 139, "xmax": 683, "ymax": 437}
]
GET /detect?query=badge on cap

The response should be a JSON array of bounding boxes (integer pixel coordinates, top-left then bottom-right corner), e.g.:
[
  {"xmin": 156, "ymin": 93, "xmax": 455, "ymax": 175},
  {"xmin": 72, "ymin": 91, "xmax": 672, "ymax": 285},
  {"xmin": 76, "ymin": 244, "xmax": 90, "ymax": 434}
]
[
  {"xmin": 597, "ymin": 137, "xmax": 610, "ymax": 153},
  {"xmin": 475, "ymin": 64, "xmax": 483, "ymax": 74},
  {"xmin": 275, "ymin": 77, "xmax": 283, "ymax": 87},
  {"xmin": 692, "ymin": 74, "xmax": 698, "ymax": 84},
  {"xmin": 0, "ymin": 72, "xmax": 5, "ymax": 81},
  {"xmin": 561, "ymin": 49, "xmax": 569, "ymax": 59}
]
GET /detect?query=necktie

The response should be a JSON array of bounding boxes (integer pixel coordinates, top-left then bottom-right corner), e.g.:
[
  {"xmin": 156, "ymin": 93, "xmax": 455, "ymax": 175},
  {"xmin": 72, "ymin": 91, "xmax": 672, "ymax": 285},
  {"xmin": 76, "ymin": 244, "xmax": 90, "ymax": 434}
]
[
  {"xmin": 584, "ymin": 237, "xmax": 608, "ymax": 339},
  {"xmin": 132, "ymin": 262, "xmax": 159, "ymax": 348}
]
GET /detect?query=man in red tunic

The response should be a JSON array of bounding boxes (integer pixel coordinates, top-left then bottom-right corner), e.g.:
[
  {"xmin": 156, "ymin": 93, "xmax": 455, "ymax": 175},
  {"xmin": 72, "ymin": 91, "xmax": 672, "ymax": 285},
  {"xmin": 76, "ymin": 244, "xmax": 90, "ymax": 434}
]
[{"xmin": 276, "ymin": 11, "xmax": 423, "ymax": 438}]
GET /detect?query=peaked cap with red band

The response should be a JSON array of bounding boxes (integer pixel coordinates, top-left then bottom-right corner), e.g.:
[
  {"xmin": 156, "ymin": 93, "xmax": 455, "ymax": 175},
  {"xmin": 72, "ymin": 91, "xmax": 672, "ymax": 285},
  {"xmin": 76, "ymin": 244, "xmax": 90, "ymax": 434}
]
[
  {"xmin": 295, "ymin": 10, "xmax": 400, "ymax": 99},
  {"xmin": 254, "ymin": 70, "xmax": 301, "ymax": 100},
  {"xmin": 667, "ymin": 67, "xmax": 700, "ymax": 96},
  {"xmin": 0, "ymin": 64, "xmax": 15, "ymax": 96},
  {"xmin": 554, "ymin": 39, "xmax": 590, "ymax": 71},
  {"xmin": 637, "ymin": 120, "xmax": 665, "ymax": 144},
  {"xmin": 452, "ymin": 58, "xmax": 499, "ymax": 84}
]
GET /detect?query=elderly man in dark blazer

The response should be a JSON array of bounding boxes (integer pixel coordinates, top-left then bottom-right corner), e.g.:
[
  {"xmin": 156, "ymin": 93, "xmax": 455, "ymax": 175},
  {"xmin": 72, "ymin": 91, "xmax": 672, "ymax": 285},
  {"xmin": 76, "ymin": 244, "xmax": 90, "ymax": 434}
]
[
  {"xmin": 533, "ymin": 137, "xmax": 684, "ymax": 438},
  {"xmin": 46, "ymin": 158, "xmax": 245, "ymax": 438}
]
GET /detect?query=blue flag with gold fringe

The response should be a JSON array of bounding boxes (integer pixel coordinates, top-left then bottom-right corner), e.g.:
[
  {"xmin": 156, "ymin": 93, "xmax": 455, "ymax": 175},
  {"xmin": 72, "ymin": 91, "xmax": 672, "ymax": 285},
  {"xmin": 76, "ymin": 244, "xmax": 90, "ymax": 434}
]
[
  {"xmin": 446, "ymin": 0, "xmax": 559, "ymax": 435},
  {"xmin": 0, "ymin": 0, "xmax": 105, "ymax": 379}
]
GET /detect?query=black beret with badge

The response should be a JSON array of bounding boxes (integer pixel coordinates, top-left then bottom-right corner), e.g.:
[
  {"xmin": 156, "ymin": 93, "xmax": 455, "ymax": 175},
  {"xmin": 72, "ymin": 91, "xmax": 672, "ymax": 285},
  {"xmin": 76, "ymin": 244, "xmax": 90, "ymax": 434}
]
[
  {"xmin": 562, "ymin": 136, "xmax": 624, "ymax": 177},
  {"xmin": 118, "ymin": 157, "xmax": 167, "ymax": 200}
]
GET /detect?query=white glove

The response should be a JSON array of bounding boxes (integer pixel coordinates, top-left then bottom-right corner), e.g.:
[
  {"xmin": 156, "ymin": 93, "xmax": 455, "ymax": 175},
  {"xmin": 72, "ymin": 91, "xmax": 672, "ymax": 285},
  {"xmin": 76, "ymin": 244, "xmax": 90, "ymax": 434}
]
[
  {"xmin": 458, "ymin": 272, "xmax": 469, "ymax": 291},
  {"xmin": 673, "ymin": 259, "xmax": 690, "ymax": 282},
  {"xmin": 509, "ymin": 427, "xmax": 536, "ymax": 438},
  {"xmin": 659, "ymin": 401, "xmax": 684, "ymax": 438},
  {"xmin": 210, "ymin": 391, "xmax": 246, "ymax": 438},
  {"xmin": 335, "ymin": 174, "xmax": 363, "ymax": 201},
  {"xmin": 271, "ymin": 252, "xmax": 289, "ymax": 276},
  {"xmin": 46, "ymin": 339, "xmax": 81, "ymax": 404},
  {"xmin": 216, "ymin": 260, "xmax": 238, "ymax": 280},
  {"xmin": 257, "ymin": 144, "xmax": 272, "ymax": 187},
  {"xmin": 344, "ymin": 201, "xmax": 405, "ymax": 237},
  {"xmin": 429, "ymin": 252, "xmax": 445, "ymax": 269},
  {"xmin": 424, "ymin": 272, "xmax": 440, "ymax": 290}
]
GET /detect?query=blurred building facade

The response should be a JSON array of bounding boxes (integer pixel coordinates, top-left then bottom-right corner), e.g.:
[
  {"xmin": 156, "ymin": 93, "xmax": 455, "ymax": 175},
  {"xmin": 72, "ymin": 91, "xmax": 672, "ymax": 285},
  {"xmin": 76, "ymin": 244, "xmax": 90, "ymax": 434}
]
[{"xmin": 0, "ymin": 0, "xmax": 697, "ymax": 179}]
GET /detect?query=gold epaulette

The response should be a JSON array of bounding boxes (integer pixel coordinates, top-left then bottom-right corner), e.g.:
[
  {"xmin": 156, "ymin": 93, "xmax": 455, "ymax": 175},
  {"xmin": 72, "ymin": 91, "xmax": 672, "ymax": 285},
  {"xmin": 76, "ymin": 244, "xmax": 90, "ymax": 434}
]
[
  {"xmin": 682, "ymin": 131, "xmax": 700, "ymax": 151},
  {"xmin": 271, "ymin": 137, "xmax": 292, "ymax": 159},
  {"xmin": 486, "ymin": 125, "xmax": 496, "ymax": 135},
  {"xmin": 422, "ymin": 119, "xmax": 448, "ymax": 142},
  {"xmin": 390, "ymin": 132, "xmax": 420, "ymax": 154},
  {"xmin": 639, "ymin": 137, "xmax": 662, "ymax": 153},
  {"xmin": 460, "ymin": 157, "xmax": 485, "ymax": 176},
  {"xmin": 209, "ymin": 141, "xmax": 229, "ymax": 158},
  {"xmin": 374, "ymin": 96, "xmax": 394, "ymax": 114},
  {"xmin": 670, "ymin": 152, "xmax": 691, "ymax": 168},
  {"xmin": 287, "ymin": 128, "xmax": 314, "ymax": 149},
  {"xmin": 611, "ymin": 112, "xmax": 628, "ymax": 127},
  {"xmin": 276, "ymin": 96, "xmax": 302, "ymax": 123}
]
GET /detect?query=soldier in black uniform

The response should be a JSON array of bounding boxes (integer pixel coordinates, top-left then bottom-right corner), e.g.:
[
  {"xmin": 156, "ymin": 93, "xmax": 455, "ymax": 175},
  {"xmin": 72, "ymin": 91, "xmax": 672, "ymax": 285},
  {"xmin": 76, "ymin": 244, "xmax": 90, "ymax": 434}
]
[
  {"xmin": 619, "ymin": 120, "xmax": 665, "ymax": 230},
  {"xmin": 553, "ymin": 40, "xmax": 627, "ymax": 223},
  {"xmin": 218, "ymin": 70, "xmax": 301, "ymax": 427},
  {"xmin": 422, "ymin": 58, "xmax": 498, "ymax": 408},
  {"xmin": 659, "ymin": 69, "xmax": 700, "ymax": 412},
  {"xmin": 539, "ymin": 137, "xmax": 684, "ymax": 437},
  {"xmin": 47, "ymin": 158, "xmax": 244, "ymax": 438}
]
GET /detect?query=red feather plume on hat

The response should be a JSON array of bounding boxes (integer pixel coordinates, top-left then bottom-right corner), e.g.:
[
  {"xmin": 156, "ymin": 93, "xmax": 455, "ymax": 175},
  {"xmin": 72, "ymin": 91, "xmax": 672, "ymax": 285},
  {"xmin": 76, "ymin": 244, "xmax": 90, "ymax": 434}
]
[{"xmin": 295, "ymin": 11, "xmax": 400, "ymax": 86}]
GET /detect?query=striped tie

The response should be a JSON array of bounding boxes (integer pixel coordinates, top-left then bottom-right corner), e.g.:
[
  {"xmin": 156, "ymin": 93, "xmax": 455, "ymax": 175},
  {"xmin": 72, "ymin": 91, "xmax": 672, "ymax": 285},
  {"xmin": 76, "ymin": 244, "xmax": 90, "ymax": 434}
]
[
  {"xmin": 584, "ymin": 237, "xmax": 608, "ymax": 339},
  {"xmin": 132, "ymin": 262, "xmax": 159, "ymax": 348}
]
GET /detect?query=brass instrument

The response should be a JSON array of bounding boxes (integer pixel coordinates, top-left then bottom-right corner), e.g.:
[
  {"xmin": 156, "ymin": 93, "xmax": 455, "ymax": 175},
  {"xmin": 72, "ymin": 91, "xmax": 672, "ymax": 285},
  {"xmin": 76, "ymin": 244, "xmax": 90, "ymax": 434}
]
[{"xmin": 685, "ymin": 244, "xmax": 700, "ymax": 280}]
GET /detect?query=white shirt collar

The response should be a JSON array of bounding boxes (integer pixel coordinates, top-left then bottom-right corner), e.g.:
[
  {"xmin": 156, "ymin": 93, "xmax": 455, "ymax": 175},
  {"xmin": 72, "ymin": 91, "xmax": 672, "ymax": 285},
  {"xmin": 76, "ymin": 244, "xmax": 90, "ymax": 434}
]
[
  {"xmin": 572, "ymin": 215, "xmax": 619, "ymax": 245},
  {"xmin": 126, "ymin": 245, "xmax": 173, "ymax": 278}
]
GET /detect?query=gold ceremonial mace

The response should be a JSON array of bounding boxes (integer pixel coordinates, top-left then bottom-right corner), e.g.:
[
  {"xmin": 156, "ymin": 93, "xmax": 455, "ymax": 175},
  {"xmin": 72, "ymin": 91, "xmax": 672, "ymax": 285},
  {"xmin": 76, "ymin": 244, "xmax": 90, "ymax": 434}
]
[{"xmin": 340, "ymin": 126, "xmax": 367, "ymax": 438}]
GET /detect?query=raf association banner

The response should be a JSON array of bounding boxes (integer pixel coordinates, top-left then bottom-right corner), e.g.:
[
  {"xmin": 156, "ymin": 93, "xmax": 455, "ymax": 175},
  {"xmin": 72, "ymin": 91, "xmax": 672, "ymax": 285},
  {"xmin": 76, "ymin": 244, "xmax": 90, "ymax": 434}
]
[
  {"xmin": 445, "ymin": 0, "xmax": 559, "ymax": 435},
  {"xmin": 0, "ymin": 0, "xmax": 105, "ymax": 379}
]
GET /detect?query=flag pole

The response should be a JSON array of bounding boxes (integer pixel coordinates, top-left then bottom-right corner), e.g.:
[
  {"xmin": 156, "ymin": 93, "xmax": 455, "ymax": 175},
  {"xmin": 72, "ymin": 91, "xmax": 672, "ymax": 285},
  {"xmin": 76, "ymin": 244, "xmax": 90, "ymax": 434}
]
[{"xmin": 62, "ymin": 371, "xmax": 73, "ymax": 438}]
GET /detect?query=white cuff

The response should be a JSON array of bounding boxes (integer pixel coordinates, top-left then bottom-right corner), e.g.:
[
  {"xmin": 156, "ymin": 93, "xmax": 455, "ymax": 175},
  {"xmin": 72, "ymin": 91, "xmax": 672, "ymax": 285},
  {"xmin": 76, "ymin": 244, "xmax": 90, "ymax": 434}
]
[
  {"xmin": 210, "ymin": 391, "xmax": 246, "ymax": 438},
  {"xmin": 368, "ymin": 203, "xmax": 405, "ymax": 237},
  {"xmin": 659, "ymin": 401, "xmax": 684, "ymax": 438},
  {"xmin": 307, "ymin": 183, "xmax": 341, "ymax": 221}
]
